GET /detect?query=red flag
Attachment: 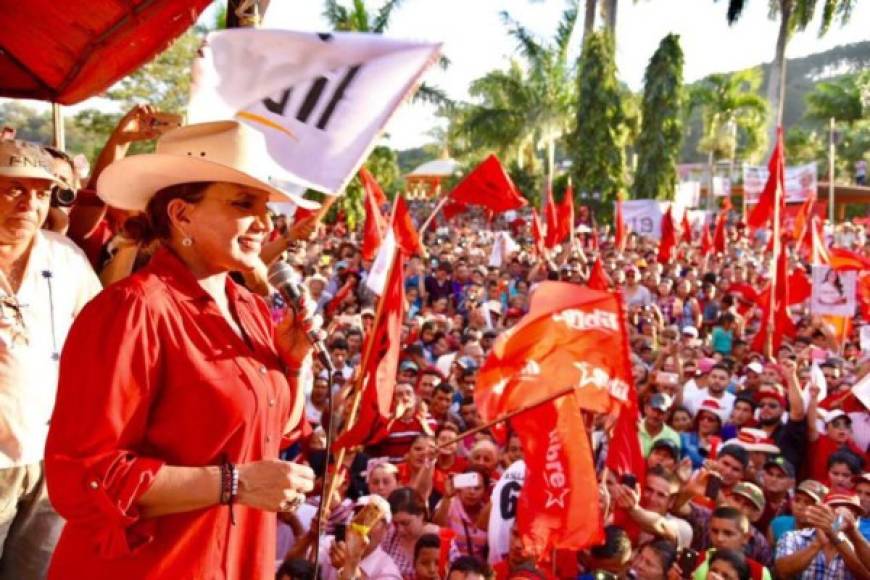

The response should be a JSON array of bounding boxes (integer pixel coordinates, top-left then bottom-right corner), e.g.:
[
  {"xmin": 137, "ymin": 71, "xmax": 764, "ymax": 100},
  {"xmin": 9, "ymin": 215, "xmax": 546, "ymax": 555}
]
[
  {"xmin": 476, "ymin": 282, "xmax": 633, "ymax": 431},
  {"xmin": 586, "ymin": 258, "xmax": 610, "ymax": 291},
  {"xmin": 335, "ymin": 252, "xmax": 406, "ymax": 450},
  {"xmin": 360, "ymin": 169, "xmax": 387, "ymax": 261},
  {"xmin": 614, "ymin": 196, "xmax": 627, "ymax": 251},
  {"xmin": 531, "ymin": 208, "xmax": 546, "ymax": 255},
  {"xmin": 681, "ymin": 212, "xmax": 692, "ymax": 244},
  {"xmin": 657, "ymin": 206, "xmax": 676, "ymax": 263},
  {"xmin": 701, "ymin": 222, "xmax": 713, "ymax": 255},
  {"xmin": 750, "ymin": 249, "xmax": 795, "ymax": 354},
  {"xmin": 392, "ymin": 196, "xmax": 425, "ymax": 257},
  {"xmin": 748, "ymin": 128, "xmax": 785, "ymax": 229},
  {"xmin": 513, "ymin": 395, "xmax": 603, "ymax": 558},
  {"xmin": 604, "ymin": 294, "xmax": 645, "ymax": 483},
  {"xmin": 442, "ymin": 200, "xmax": 467, "ymax": 221},
  {"xmin": 712, "ymin": 211, "xmax": 727, "ymax": 254},
  {"xmin": 788, "ymin": 267, "xmax": 812, "ymax": 305},
  {"xmin": 555, "ymin": 183, "xmax": 575, "ymax": 245},
  {"xmin": 544, "ymin": 180, "xmax": 559, "ymax": 249},
  {"xmin": 359, "ymin": 167, "xmax": 388, "ymax": 207},
  {"xmin": 449, "ymin": 154, "xmax": 527, "ymax": 212}
]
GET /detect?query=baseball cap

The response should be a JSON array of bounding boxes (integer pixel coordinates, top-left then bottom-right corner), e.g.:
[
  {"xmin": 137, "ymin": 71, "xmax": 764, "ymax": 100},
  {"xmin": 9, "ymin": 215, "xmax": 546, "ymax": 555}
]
[
  {"xmin": 696, "ymin": 398, "xmax": 725, "ymax": 421},
  {"xmin": 755, "ymin": 384, "xmax": 786, "ymax": 407},
  {"xmin": 399, "ymin": 360, "xmax": 419, "ymax": 373},
  {"xmin": 795, "ymin": 480, "xmax": 828, "ymax": 503},
  {"xmin": 681, "ymin": 326, "xmax": 699, "ymax": 339},
  {"xmin": 651, "ymin": 438, "xmax": 680, "ymax": 459},
  {"xmin": 764, "ymin": 456, "xmax": 795, "ymax": 479},
  {"xmin": 823, "ymin": 491, "xmax": 863, "ymax": 515},
  {"xmin": 649, "ymin": 393, "xmax": 673, "ymax": 412},
  {"xmin": 746, "ymin": 362, "xmax": 764, "ymax": 375},
  {"xmin": 731, "ymin": 481, "xmax": 765, "ymax": 512},
  {"xmin": 0, "ymin": 139, "xmax": 63, "ymax": 184},
  {"xmin": 857, "ymin": 473, "xmax": 870, "ymax": 486}
]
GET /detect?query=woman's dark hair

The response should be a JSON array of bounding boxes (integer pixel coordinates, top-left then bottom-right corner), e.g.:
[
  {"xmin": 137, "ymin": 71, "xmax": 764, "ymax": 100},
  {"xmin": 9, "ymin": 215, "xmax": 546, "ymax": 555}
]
[
  {"xmin": 828, "ymin": 449, "xmax": 864, "ymax": 474},
  {"xmin": 124, "ymin": 182, "xmax": 210, "ymax": 244},
  {"xmin": 388, "ymin": 487, "xmax": 428, "ymax": 518},
  {"xmin": 710, "ymin": 548, "xmax": 750, "ymax": 580},
  {"xmin": 275, "ymin": 557, "xmax": 315, "ymax": 580},
  {"xmin": 413, "ymin": 533, "xmax": 440, "ymax": 562},
  {"xmin": 448, "ymin": 555, "xmax": 487, "ymax": 574}
]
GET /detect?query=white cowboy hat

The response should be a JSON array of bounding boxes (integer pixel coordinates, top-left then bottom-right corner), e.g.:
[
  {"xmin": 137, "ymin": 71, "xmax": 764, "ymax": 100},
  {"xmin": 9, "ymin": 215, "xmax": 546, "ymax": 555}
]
[{"xmin": 96, "ymin": 121, "xmax": 319, "ymax": 212}]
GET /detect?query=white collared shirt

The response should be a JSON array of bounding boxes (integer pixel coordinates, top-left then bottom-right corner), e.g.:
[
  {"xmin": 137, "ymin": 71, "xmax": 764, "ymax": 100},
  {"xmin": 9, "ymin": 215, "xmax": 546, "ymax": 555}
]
[{"xmin": 0, "ymin": 230, "xmax": 101, "ymax": 467}]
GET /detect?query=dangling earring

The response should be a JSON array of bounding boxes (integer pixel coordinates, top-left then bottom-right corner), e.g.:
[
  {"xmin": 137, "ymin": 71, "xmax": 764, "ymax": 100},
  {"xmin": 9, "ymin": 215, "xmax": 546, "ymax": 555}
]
[{"xmin": 182, "ymin": 237, "xmax": 193, "ymax": 247}]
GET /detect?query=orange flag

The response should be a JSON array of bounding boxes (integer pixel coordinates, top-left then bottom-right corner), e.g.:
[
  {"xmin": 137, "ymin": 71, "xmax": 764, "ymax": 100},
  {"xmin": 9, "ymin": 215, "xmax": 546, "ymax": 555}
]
[
  {"xmin": 359, "ymin": 169, "xmax": 387, "ymax": 261},
  {"xmin": 335, "ymin": 251, "xmax": 406, "ymax": 450}
]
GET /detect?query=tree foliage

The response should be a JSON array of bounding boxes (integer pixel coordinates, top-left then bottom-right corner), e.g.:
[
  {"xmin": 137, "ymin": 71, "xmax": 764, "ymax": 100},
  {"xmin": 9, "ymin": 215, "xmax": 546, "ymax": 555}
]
[
  {"xmin": 444, "ymin": 1, "xmax": 579, "ymax": 197},
  {"xmin": 687, "ymin": 69, "xmax": 768, "ymax": 163},
  {"xmin": 633, "ymin": 34, "xmax": 684, "ymax": 200},
  {"xmin": 568, "ymin": 31, "xmax": 625, "ymax": 210}
]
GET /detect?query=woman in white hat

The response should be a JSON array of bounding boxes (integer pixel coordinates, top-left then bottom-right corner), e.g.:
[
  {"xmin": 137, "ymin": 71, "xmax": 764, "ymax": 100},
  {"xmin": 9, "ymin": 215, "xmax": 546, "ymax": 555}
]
[{"xmin": 44, "ymin": 121, "xmax": 320, "ymax": 578}]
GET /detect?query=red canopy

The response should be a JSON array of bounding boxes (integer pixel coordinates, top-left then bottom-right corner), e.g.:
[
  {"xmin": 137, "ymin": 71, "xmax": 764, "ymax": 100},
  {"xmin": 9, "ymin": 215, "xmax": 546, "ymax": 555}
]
[{"xmin": 0, "ymin": 0, "xmax": 211, "ymax": 105}]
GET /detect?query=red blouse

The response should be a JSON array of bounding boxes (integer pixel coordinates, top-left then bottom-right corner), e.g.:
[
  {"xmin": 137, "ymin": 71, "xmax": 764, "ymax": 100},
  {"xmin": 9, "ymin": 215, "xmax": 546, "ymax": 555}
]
[{"xmin": 45, "ymin": 248, "xmax": 297, "ymax": 579}]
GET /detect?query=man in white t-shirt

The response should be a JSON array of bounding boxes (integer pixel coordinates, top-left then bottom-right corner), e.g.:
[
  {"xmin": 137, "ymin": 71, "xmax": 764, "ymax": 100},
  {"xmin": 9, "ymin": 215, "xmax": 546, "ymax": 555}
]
[
  {"xmin": 0, "ymin": 139, "xmax": 102, "ymax": 577},
  {"xmin": 685, "ymin": 362, "xmax": 736, "ymax": 418}
]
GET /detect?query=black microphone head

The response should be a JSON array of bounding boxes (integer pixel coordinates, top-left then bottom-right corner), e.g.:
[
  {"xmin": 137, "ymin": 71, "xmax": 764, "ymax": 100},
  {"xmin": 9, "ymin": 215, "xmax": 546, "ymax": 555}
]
[{"xmin": 267, "ymin": 261, "xmax": 302, "ymax": 300}]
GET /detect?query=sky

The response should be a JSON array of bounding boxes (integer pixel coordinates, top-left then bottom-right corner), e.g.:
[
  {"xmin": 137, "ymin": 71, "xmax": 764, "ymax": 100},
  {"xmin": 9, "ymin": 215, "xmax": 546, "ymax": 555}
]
[
  {"xmin": 18, "ymin": 0, "xmax": 870, "ymax": 152},
  {"xmin": 258, "ymin": 0, "xmax": 869, "ymax": 150}
]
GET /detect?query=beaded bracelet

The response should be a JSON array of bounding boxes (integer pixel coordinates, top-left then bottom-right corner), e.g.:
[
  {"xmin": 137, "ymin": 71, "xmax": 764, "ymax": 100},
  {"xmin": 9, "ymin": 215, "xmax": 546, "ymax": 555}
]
[{"xmin": 219, "ymin": 458, "xmax": 239, "ymax": 526}]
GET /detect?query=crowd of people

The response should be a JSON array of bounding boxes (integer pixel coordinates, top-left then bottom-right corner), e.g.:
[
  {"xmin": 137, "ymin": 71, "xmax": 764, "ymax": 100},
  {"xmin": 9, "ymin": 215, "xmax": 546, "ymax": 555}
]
[{"xmin": 0, "ymin": 105, "xmax": 868, "ymax": 580}]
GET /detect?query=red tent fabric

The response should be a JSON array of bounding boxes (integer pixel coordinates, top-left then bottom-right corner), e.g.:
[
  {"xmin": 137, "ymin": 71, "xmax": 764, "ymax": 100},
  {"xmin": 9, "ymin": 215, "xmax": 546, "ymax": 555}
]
[{"xmin": 0, "ymin": 1, "xmax": 211, "ymax": 104}]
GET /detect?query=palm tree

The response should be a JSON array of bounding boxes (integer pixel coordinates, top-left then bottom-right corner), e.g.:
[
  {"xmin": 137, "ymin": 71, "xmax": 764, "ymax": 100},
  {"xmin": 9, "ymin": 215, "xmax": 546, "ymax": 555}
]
[
  {"xmin": 721, "ymin": 0, "xmax": 856, "ymax": 151},
  {"xmin": 688, "ymin": 69, "xmax": 769, "ymax": 164},
  {"xmin": 322, "ymin": 0, "xmax": 451, "ymax": 106},
  {"xmin": 449, "ymin": 2, "xmax": 580, "ymax": 178}
]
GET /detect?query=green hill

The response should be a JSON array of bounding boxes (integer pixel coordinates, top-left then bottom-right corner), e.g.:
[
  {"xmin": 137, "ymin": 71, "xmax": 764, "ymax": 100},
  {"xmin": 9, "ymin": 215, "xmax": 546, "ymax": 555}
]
[{"xmin": 680, "ymin": 40, "xmax": 870, "ymax": 163}]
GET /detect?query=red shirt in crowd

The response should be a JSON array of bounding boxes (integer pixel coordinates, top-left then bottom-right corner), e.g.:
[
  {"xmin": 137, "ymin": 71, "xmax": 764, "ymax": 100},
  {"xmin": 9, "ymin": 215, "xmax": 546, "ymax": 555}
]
[{"xmin": 45, "ymin": 248, "xmax": 299, "ymax": 579}]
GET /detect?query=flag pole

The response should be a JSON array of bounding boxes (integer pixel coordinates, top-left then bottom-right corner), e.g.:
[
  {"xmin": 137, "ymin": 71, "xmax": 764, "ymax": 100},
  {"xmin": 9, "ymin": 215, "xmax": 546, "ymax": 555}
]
[
  {"xmin": 309, "ymin": 199, "xmax": 403, "ymax": 563},
  {"xmin": 435, "ymin": 383, "xmax": 577, "ymax": 449},
  {"xmin": 419, "ymin": 194, "xmax": 450, "ymax": 237},
  {"xmin": 766, "ymin": 130, "xmax": 783, "ymax": 360}
]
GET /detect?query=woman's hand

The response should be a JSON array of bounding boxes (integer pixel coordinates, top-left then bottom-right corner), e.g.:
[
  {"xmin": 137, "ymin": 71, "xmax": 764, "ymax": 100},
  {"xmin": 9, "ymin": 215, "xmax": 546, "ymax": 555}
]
[
  {"xmin": 275, "ymin": 296, "xmax": 317, "ymax": 368},
  {"xmin": 237, "ymin": 459, "xmax": 315, "ymax": 512}
]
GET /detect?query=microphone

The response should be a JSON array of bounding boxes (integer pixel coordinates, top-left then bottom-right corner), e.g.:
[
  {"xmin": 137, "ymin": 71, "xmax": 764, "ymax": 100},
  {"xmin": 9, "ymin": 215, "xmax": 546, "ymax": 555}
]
[{"xmin": 268, "ymin": 261, "xmax": 336, "ymax": 374}]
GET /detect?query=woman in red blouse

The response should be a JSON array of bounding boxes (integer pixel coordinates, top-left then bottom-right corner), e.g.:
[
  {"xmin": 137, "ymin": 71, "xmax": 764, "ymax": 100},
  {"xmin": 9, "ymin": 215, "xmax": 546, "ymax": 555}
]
[{"xmin": 44, "ymin": 121, "xmax": 321, "ymax": 579}]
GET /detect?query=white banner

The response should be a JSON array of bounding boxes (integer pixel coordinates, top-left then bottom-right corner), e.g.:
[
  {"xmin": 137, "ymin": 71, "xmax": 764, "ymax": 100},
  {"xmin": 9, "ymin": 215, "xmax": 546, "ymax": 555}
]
[
  {"xmin": 742, "ymin": 162, "xmax": 817, "ymax": 204},
  {"xmin": 675, "ymin": 181, "xmax": 701, "ymax": 208},
  {"xmin": 189, "ymin": 29, "xmax": 441, "ymax": 194},
  {"xmin": 621, "ymin": 200, "xmax": 666, "ymax": 240},
  {"xmin": 811, "ymin": 266, "xmax": 857, "ymax": 317}
]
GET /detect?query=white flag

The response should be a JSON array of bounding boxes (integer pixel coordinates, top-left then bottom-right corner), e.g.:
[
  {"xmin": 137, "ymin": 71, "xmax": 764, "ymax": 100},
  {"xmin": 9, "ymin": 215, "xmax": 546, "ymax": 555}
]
[
  {"xmin": 804, "ymin": 363, "xmax": 828, "ymax": 428},
  {"xmin": 189, "ymin": 29, "xmax": 441, "ymax": 194},
  {"xmin": 366, "ymin": 230, "xmax": 397, "ymax": 296}
]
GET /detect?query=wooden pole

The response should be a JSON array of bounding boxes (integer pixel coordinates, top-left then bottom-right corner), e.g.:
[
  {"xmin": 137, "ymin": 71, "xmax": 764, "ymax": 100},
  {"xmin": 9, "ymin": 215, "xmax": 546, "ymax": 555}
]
[
  {"xmin": 436, "ymin": 383, "xmax": 576, "ymax": 449},
  {"xmin": 51, "ymin": 103, "xmax": 64, "ymax": 150},
  {"xmin": 419, "ymin": 195, "xmax": 450, "ymax": 237},
  {"xmin": 309, "ymin": 199, "xmax": 403, "ymax": 561}
]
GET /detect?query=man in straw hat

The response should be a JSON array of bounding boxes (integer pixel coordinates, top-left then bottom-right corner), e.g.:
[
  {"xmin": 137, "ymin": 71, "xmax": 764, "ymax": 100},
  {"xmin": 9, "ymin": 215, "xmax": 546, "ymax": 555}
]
[
  {"xmin": 43, "ymin": 121, "xmax": 319, "ymax": 578},
  {"xmin": 0, "ymin": 138, "xmax": 102, "ymax": 577}
]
